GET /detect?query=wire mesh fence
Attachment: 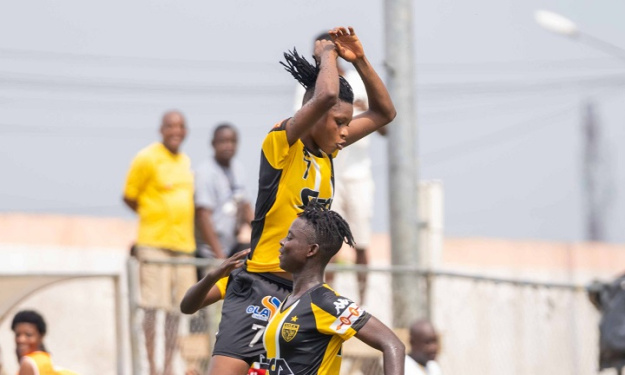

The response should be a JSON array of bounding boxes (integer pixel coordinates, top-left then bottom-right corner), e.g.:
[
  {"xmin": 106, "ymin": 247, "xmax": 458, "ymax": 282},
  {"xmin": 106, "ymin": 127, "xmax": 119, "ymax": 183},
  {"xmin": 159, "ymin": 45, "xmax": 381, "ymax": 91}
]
[{"xmin": 127, "ymin": 257, "xmax": 607, "ymax": 375}]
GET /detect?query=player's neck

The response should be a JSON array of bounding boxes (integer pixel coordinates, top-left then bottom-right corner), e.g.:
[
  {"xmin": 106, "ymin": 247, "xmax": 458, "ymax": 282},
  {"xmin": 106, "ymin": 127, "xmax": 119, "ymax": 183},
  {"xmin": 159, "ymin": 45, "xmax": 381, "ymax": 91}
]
[
  {"xmin": 300, "ymin": 135, "xmax": 322, "ymax": 157},
  {"xmin": 291, "ymin": 272, "xmax": 323, "ymax": 298}
]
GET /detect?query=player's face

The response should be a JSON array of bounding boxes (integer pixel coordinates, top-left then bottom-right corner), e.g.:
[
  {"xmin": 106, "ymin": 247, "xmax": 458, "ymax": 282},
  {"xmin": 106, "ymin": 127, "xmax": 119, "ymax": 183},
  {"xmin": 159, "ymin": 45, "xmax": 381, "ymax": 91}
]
[
  {"xmin": 212, "ymin": 128, "xmax": 237, "ymax": 165},
  {"xmin": 279, "ymin": 218, "xmax": 313, "ymax": 272},
  {"xmin": 160, "ymin": 113, "xmax": 187, "ymax": 154},
  {"xmin": 311, "ymin": 101, "xmax": 352, "ymax": 155},
  {"xmin": 14, "ymin": 323, "xmax": 43, "ymax": 357}
]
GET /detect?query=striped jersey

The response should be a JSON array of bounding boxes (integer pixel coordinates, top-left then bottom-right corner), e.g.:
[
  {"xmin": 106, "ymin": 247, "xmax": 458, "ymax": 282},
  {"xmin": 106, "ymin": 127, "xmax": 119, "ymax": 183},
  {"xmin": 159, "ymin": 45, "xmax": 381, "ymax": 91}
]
[
  {"xmin": 248, "ymin": 120, "xmax": 338, "ymax": 273},
  {"xmin": 262, "ymin": 284, "xmax": 370, "ymax": 375}
]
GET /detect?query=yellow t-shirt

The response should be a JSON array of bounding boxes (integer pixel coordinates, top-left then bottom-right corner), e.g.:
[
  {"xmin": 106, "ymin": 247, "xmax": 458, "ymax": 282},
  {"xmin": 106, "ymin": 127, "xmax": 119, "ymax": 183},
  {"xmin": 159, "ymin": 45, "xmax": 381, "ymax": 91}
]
[
  {"xmin": 22, "ymin": 351, "xmax": 80, "ymax": 375},
  {"xmin": 248, "ymin": 120, "xmax": 338, "ymax": 273},
  {"xmin": 124, "ymin": 142, "xmax": 195, "ymax": 253}
]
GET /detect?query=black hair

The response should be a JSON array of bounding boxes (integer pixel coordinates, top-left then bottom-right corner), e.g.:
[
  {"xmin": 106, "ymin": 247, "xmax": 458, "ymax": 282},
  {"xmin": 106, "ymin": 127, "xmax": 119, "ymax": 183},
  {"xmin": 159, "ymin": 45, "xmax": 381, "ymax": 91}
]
[
  {"xmin": 280, "ymin": 48, "xmax": 354, "ymax": 105},
  {"xmin": 298, "ymin": 201, "xmax": 355, "ymax": 258},
  {"xmin": 11, "ymin": 310, "xmax": 47, "ymax": 336},
  {"xmin": 315, "ymin": 32, "xmax": 332, "ymax": 42},
  {"xmin": 212, "ymin": 122, "xmax": 237, "ymax": 141}
]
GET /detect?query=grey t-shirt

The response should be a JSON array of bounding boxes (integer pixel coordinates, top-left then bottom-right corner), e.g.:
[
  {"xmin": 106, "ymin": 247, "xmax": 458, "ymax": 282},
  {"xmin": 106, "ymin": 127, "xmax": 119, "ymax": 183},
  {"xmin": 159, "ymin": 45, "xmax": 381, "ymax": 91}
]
[{"xmin": 194, "ymin": 157, "xmax": 249, "ymax": 258}]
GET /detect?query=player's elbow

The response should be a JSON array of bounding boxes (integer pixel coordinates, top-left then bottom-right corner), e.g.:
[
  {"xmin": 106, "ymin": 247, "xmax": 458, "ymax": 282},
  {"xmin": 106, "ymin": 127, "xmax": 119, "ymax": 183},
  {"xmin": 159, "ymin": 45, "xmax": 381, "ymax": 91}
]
[
  {"xmin": 382, "ymin": 338, "xmax": 405, "ymax": 359},
  {"xmin": 371, "ymin": 104, "xmax": 397, "ymax": 127},
  {"xmin": 383, "ymin": 106, "xmax": 397, "ymax": 125},
  {"xmin": 314, "ymin": 89, "xmax": 340, "ymax": 109},
  {"xmin": 179, "ymin": 298, "xmax": 196, "ymax": 315}
]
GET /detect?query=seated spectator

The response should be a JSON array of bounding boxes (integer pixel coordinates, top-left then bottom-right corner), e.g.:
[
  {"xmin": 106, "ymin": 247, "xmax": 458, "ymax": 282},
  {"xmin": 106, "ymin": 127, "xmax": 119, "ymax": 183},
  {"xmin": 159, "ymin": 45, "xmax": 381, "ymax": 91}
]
[
  {"xmin": 405, "ymin": 319, "xmax": 442, "ymax": 375},
  {"xmin": 11, "ymin": 310, "xmax": 79, "ymax": 375}
]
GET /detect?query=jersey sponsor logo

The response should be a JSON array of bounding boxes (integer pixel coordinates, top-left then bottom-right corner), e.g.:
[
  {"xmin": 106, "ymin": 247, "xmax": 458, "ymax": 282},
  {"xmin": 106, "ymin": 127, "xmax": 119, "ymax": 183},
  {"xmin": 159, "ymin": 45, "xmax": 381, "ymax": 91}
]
[
  {"xmin": 281, "ymin": 323, "xmax": 299, "ymax": 342},
  {"xmin": 259, "ymin": 356, "xmax": 294, "ymax": 375},
  {"xmin": 333, "ymin": 298, "xmax": 351, "ymax": 315},
  {"xmin": 246, "ymin": 296, "xmax": 281, "ymax": 321},
  {"xmin": 298, "ymin": 190, "xmax": 332, "ymax": 210},
  {"xmin": 330, "ymin": 302, "xmax": 364, "ymax": 334},
  {"xmin": 262, "ymin": 296, "xmax": 280, "ymax": 319}
]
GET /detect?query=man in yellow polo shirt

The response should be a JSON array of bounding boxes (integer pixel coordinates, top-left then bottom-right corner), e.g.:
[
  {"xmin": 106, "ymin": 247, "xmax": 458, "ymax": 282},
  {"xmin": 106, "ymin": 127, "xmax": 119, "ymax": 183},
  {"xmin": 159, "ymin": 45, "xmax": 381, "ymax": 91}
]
[{"xmin": 123, "ymin": 110, "xmax": 195, "ymax": 375}]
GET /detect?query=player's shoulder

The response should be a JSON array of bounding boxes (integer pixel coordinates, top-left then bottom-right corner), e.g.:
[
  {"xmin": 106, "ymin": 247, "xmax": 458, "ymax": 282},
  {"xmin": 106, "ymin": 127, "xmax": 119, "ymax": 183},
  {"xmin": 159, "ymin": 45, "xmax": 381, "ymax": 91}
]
[
  {"xmin": 310, "ymin": 284, "xmax": 355, "ymax": 314},
  {"xmin": 261, "ymin": 118, "xmax": 292, "ymax": 154},
  {"xmin": 268, "ymin": 118, "xmax": 289, "ymax": 133}
]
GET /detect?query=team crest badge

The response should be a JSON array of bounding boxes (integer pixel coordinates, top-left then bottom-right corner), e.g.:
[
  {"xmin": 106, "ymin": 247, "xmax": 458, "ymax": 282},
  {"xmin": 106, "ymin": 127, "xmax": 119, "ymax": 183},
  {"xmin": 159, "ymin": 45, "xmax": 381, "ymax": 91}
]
[{"xmin": 281, "ymin": 323, "xmax": 299, "ymax": 342}]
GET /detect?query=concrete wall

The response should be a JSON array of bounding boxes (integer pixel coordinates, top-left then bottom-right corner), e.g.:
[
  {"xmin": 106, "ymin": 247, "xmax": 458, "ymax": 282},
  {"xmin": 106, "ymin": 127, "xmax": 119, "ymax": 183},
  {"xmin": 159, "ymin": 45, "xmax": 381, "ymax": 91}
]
[{"xmin": 0, "ymin": 213, "xmax": 623, "ymax": 374}]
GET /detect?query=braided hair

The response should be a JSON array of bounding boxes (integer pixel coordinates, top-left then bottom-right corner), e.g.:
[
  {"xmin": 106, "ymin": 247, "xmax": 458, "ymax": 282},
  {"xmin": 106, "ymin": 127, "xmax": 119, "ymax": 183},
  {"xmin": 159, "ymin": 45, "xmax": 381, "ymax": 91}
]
[
  {"xmin": 299, "ymin": 201, "xmax": 355, "ymax": 258},
  {"xmin": 281, "ymin": 48, "xmax": 354, "ymax": 105}
]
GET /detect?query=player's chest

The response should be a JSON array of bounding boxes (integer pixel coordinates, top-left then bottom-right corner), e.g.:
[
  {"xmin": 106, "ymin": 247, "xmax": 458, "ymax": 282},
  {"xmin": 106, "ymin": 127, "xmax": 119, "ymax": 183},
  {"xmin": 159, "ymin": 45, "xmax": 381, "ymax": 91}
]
[
  {"xmin": 273, "ymin": 307, "xmax": 323, "ymax": 349},
  {"xmin": 285, "ymin": 151, "xmax": 334, "ymax": 183}
]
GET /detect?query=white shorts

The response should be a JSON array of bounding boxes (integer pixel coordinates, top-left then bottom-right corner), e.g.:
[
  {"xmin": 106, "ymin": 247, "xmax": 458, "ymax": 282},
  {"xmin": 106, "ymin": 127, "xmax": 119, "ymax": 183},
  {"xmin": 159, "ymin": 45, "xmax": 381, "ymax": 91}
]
[{"xmin": 332, "ymin": 177, "xmax": 373, "ymax": 248}]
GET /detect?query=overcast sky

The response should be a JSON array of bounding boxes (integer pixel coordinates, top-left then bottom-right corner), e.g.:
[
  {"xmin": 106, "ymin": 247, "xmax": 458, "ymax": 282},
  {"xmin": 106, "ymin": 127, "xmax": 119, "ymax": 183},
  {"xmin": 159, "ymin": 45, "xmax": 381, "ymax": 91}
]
[{"xmin": 1, "ymin": 0, "xmax": 623, "ymax": 243}]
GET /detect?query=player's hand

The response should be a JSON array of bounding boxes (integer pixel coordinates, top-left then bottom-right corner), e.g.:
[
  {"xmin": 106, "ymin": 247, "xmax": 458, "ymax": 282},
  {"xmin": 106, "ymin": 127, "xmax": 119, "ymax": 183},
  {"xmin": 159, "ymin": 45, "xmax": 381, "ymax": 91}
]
[
  {"xmin": 329, "ymin": 26, "xmax": 364, "ymax": 63},
  {"xmin": 313, "ymin": 39, "xmax": 338, "ymax": 64},
  {"xmin": 214, "ymin": 249, "xmax": 250, "ymax": 279}
]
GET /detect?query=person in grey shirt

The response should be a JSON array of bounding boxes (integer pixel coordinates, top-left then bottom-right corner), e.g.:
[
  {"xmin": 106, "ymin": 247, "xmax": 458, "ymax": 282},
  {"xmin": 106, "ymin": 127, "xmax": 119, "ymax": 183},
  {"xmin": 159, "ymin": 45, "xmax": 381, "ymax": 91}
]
[{"xmin": 194, "ymin": 123, "xmax": 254, "ymax": 265}]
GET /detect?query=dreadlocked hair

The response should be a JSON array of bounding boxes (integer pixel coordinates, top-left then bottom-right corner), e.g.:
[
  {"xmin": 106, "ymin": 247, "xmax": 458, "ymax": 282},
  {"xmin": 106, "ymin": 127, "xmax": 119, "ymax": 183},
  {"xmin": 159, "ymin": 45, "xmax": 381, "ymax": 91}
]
[
  {"xmin": 299, "ymin": 201, "xmax": 355, "ymax": 258},
  {"xmin": 280, "ymin": 48, "xmax": 354, "ymax": 104}
]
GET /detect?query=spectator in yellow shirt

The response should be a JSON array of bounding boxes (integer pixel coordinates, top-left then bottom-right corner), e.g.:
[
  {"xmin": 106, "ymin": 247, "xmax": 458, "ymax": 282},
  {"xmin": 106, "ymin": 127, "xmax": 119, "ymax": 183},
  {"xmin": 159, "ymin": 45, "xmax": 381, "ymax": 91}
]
[{"xmin": 123, "ymin": 110, "xmax": 196, "ymax": 375}]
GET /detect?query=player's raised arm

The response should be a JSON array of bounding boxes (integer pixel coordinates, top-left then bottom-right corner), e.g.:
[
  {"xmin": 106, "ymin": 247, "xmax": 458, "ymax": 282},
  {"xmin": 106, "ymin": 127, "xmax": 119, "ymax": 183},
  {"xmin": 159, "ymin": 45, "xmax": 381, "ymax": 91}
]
[
  {"xmin": 282, "ymin": 40, "xmax": 341, "ymax": 146},
  {"xmin": 331, "ymin": 26, "xmax": 397, "ymax": 146},
  {"xmin": 180, "ymin": 249, "xmax": 249, "ymax": 314}
]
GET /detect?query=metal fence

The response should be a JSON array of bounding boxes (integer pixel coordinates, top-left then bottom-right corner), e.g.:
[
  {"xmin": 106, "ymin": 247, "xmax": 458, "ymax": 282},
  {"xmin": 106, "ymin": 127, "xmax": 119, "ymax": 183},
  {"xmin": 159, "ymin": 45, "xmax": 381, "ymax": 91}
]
[{"xmin": 127, "ymin": 257, "xmax": 608, "ymax": 375}]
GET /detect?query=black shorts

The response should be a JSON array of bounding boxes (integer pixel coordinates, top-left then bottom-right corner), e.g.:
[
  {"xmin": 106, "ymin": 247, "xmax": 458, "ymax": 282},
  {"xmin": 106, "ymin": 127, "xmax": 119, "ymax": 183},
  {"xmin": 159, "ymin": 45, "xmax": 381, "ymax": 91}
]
[{"xmin": 213, "ymin": 268, "xmax": 292, "ymax": 363}]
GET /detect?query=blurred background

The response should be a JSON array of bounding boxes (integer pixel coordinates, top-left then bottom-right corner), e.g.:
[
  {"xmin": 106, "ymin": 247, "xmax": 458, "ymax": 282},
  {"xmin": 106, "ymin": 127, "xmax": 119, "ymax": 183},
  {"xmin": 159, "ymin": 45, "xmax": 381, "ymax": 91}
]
[{"xmin": 1, "ymin": 0, "xmax": 624, "ymax": 374}]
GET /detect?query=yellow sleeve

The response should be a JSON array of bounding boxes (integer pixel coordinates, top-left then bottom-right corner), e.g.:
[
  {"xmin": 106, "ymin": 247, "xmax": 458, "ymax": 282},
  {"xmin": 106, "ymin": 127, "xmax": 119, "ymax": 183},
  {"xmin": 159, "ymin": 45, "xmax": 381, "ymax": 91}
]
[
  {"xmin": 215, "ymin": 276, "xmax": 229, "ymax": 299},
  {"xmin": 123, "ymin": 151, "xmax": 152, "ymax": 200},
  {"xmin": 261, "ymin": 122, "xmax": 290, "ymax": 169},
  {"xmin": 312, "ymin": 299, "xmax": 369, "ymax": 341}
]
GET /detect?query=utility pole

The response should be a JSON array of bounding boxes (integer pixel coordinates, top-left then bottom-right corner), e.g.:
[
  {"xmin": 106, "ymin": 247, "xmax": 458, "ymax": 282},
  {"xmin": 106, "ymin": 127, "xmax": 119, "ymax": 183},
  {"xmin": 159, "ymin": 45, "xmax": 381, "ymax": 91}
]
[
  {"xmin": 583, "ymin": 101, "xmax": 609, "ymax": 241},
  {"xmin": 384, "ymin": 0, "xmax": 422, "ymax": 327}
]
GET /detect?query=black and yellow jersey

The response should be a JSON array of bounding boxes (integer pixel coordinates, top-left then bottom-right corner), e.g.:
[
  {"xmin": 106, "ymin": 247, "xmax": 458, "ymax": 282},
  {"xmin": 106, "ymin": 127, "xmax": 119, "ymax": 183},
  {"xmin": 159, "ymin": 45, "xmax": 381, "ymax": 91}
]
[
  {"xmin": 248, "ymin": 120, "xmax": 338, "ymax": 273},
  {"xmin": 262, "ymin": 283, "xmax": 370, "ymax": 375}
]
